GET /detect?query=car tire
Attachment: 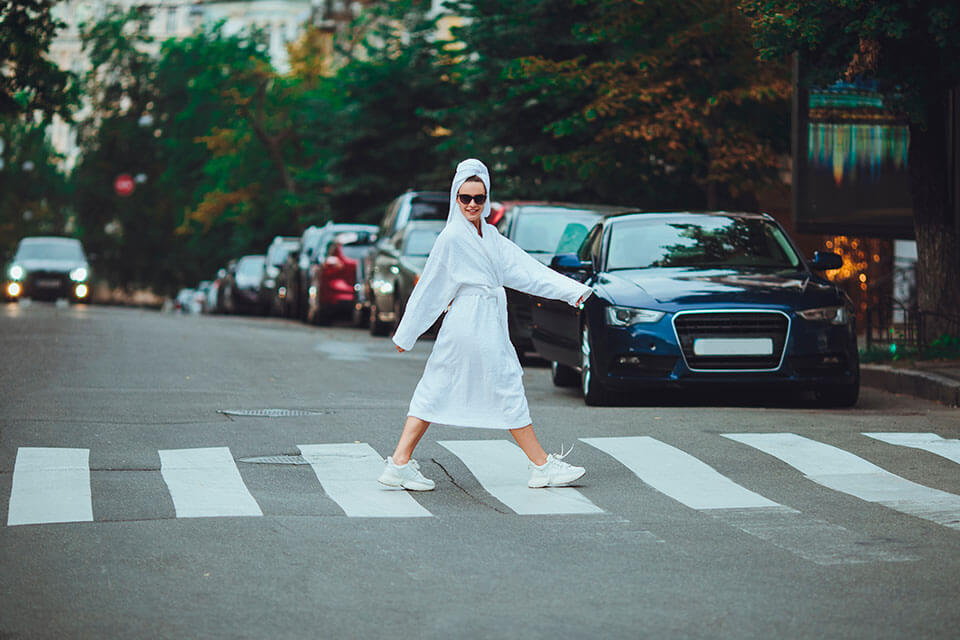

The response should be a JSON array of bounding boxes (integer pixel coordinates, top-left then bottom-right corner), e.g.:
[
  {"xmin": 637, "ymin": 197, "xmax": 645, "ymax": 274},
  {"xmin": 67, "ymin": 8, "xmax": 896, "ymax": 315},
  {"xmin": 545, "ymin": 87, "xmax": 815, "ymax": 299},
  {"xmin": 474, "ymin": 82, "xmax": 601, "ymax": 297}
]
[
  {"xmin": 551, "ymin": 360, "xmax": 579, "ymax": 387},
  {"xmin": 369, "ymin": 303, "xmax": 390, "ymax": 336},
  {"xmin": 814, "ymin": 374, "xmax": 860, "ymax": 408},
  {"xmin": 580, "ymin": 323, "xmax": 609, "ymax": 406}
]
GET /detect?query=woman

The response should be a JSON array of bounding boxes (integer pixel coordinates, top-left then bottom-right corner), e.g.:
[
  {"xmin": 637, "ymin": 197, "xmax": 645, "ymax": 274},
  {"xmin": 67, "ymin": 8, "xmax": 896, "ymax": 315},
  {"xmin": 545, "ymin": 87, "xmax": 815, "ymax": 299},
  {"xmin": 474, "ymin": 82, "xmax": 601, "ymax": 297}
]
[{"xmin": 378, "ymin": 158, "xmax": 592, "ymax": 491}]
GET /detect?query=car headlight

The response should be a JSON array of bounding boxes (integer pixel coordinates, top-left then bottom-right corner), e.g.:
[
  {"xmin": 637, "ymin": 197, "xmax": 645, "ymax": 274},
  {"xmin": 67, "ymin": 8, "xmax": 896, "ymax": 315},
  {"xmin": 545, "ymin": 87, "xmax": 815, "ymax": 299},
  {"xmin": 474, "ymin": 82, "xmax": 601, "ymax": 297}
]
[
  {"xmin": 9, "ymin": 264, "xmax": 24, "ymax": 280},
  {"xmin": 798, "ymin": 305, "xmax": 848, "ymax": 324},
  {"xmin": 70, "ymin": 267, "xmax": 88, "ymax": 282},
  {"xmin": 605, "ymin": 305, "xmax": 665, "ymax": 326}
]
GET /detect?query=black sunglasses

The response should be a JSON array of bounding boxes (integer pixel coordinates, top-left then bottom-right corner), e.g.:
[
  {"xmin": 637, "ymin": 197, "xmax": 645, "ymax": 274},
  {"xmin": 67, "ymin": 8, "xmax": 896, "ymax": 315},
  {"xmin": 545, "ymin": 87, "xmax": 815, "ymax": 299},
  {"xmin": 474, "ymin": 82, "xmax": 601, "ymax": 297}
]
[{"xmin": 457, "ymin": 193, "xmax": 487, "ymax": 205}]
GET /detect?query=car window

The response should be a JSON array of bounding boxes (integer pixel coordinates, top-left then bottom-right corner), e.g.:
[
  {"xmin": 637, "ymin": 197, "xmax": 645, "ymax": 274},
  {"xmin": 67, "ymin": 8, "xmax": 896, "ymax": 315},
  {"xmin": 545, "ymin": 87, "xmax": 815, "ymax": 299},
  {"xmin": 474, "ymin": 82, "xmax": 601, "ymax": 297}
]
[
  {"xmin": 555, "ymin": 222, "xmax": 592, "ymax": 255},
  {"xmin": 340, "ymin": 244, "xmax": 372, "ymax": 260},
  {"xmin": 16, "ymin": 240, "xmax": 85, "ymax": 261},
  {"xmin": 408, "ymin": 197, "xmax": 446, "ymax": 222},
  {"xmin": 606, "ymin": 216, "xmax": 802, "ymax": 270},
  {"xmin": 511, "ymin": 207, "xmax": 602, "ymax": 254},
  {"xmin": 267, "ymin": 243, "xmax": 297, "ymax": 266},
  {"xmin": 578, "ymin": 225, "xmax": 602, "ymax": 262},
  {"xmin": 237, "ymin": 257, "xmax": 265, "ymax": 276},
  {"xmin": 403, "ymin": 229, "xmax": 442, "ymax": 256}
]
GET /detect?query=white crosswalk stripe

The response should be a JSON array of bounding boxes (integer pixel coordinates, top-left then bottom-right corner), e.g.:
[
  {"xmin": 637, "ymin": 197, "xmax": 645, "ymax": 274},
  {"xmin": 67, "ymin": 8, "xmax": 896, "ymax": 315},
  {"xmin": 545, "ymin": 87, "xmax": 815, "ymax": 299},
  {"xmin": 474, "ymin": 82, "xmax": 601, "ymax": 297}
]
[
  {"xmin": 7, "ymin": 447, "xmax": 93, "ymax": 526},
  {"xmin": 438, "ymin": 440, "xmax": 603, "ymax": 515},
  {"xmin": 298, "ymin": 443, "xmax": 432, "ymax": 518},
  {"xmin": 159, "ymin": 447, "xmax": 263, "ymax": 518},
  {"xmin": 724, "ymin": 433, "xmax": 960, "ymax": 530},
  {"xmin": 863, "ymin": 432, "xmax": 960, "ymax": 465},
  {"xmin": 581, "ymin": 436, "xmax": 915, "ymax": 565}
]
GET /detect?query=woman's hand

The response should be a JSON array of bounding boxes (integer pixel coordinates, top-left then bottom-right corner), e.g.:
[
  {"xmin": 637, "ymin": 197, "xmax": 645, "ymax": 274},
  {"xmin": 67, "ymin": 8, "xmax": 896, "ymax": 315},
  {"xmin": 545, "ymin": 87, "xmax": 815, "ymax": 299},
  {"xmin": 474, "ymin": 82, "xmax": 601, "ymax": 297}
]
[{"xmin": 395, "ymin": 345, "xmax": 405, "ymax": 353}]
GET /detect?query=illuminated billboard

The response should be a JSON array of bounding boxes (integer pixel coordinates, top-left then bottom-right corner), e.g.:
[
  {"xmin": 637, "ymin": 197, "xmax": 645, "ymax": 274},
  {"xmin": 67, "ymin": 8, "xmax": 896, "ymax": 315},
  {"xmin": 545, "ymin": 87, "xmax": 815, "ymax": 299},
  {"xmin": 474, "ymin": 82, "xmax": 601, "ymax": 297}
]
[{"xmin": 793, "ymin": 63, "xmax": 914, "ymax": 238}]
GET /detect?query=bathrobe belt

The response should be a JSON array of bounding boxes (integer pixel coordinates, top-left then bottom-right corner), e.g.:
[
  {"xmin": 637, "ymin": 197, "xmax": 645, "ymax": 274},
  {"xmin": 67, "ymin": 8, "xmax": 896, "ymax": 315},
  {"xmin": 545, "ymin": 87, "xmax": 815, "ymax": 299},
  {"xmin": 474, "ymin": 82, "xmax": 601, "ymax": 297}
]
[{"xmin": 456, "ymin": 285, "xmax": 506, "ymax": 302}]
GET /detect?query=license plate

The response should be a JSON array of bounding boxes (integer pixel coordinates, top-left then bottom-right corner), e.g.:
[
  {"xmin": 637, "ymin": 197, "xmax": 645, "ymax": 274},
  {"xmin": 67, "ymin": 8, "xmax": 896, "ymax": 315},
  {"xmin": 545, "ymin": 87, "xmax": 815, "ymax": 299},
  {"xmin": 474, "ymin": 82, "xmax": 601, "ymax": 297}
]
[
  {"xmin": 693, "ymin": 337, "xmax": 774, "ymax": 356},
  {"xmin": 36, "ymin": 279, "xmax": 61, "ymax": 288}
]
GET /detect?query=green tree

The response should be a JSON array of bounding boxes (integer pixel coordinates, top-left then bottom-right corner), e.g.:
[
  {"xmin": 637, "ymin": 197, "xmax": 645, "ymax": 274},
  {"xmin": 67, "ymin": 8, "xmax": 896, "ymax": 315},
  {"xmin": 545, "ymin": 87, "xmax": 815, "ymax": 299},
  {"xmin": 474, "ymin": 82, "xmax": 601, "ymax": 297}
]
[
  {"xmin": 0, "ymin": 0, "xmax": 76, "ymax": 121},
  {"xmin": 71, "ymin": 7, "xmax": 170, "ymax": 291},
  {"xmin": 739, "ymin": 0, "xmax": 960, "ymax": 335},
  {"xmin": 510, "ymin": 0, "xmax": 791, "ymax": 209},
  {"xmin": 315, "ymin": 1, "xmax": 455, "ymax": 222},
  {"xmin": 0, "ymin": 116, "xmax": 72, "ymax": 257},
  {"xmin": 442, "ymin": 0, "xmax": 609, "ymax": 202}
]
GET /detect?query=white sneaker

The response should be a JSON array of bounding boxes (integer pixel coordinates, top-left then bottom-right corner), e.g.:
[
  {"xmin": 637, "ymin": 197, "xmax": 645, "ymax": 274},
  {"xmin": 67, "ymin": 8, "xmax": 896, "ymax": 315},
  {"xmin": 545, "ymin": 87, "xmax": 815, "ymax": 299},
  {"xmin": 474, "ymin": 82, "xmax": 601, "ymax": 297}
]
[
  {"xmin": 528, "ymin": 445, "xmax": 586, "ymax": 488},
  {"xmin": 378, "ymin": 457, "xmax": 435, "ymax": 491}
]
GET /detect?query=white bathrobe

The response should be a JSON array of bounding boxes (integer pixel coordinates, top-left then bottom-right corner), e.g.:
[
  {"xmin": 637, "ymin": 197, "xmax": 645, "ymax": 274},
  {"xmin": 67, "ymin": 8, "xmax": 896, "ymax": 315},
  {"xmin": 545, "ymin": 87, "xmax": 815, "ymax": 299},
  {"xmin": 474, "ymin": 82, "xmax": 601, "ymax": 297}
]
[{"xmin": 392, "ymin": 159, "xmax": 592, "ymax": 429}]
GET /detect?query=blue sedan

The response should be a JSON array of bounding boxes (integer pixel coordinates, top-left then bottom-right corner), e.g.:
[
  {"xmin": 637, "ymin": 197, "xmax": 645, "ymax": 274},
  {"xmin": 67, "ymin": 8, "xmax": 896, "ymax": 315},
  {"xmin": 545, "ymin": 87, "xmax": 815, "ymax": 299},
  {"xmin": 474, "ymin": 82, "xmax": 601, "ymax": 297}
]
[{"xmin": 531, "ymin": 211, "xmax": 859, "ymax": 407}]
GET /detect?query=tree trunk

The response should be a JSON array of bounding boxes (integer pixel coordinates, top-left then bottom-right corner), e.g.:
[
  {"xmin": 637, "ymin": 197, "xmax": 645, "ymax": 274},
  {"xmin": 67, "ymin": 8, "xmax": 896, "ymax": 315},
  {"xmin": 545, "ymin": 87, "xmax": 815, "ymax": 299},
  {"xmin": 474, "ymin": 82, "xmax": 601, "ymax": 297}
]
[{"xmin": 908, "ymin": 95, "xmax": 960, "ymax": 345}]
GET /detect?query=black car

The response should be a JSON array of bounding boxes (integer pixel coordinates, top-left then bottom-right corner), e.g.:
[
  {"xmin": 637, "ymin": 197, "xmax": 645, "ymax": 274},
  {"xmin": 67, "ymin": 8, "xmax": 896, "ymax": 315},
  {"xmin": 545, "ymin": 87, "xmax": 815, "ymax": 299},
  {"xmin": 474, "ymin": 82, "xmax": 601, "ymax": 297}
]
[
  {"xmin": 263, "ymin": 236, "xmax": 300, "ymax": 316},
  {"xmin": 496, "ymin": 202, "xmax": 624, "ymax": 360},
  {"xmin": 5, "ymin": 236, "xmax": 91, "ymax": 302},
  {"xmin": 221, "ymin": 255, "xmax": 268, "ymax": 315},
  {"xmin": 533, "ymin": 211, "xmax": 858, "ymax": 407},
  {"xmin": 280, "ymin": 225, "xmax": 323, "ymax": 320},
  {"xmin": 367, "ymin": 220, "xmax": 445, "ymax": 336}
]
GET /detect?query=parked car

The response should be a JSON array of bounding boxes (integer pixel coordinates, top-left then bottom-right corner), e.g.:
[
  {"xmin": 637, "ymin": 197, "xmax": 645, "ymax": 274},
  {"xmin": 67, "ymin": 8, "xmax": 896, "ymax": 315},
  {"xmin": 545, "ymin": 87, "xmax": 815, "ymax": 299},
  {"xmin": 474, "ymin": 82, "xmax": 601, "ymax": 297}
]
[
  {"xmin": 302, "ymin": 223, "xmax": 379, "ymax": 324},
  {"xmin": 306, "ymin": 229, "xmax": 378, "ymax": 325},
  {"xmin": 174, "ymin": 288, "xmax": 203, "ymax": 314},
  {"xmin": 195, "ymin": 280, "xmax": 214, "ymax": 313},
  {"xmin": 532, "ymin": 211, "xmax": 858, "ymax": 407},
  {"xmin": 5, "ymin": 236, "xmax": 91, "ymax": 303},
  {"xmin": 220, "ymin": 254, "xmax": 268, "ymax": 315},
  {"xmin": 280, "ymin": 225, "xmax": 322, "ymax": 320},
  {"xmin": 377, "ymin": 191, "xmax": 448, "ymax": 238},
  {"xmin": 367, "ymin": 219, "xmax": 445, "ymax": 336},
  {"xmin": 496, "ymin": 202, "xmax": 624, "ymax": 360},
  {"xmin": 263, "ymin": 236, "xmax": 300, "ymax": 316}
]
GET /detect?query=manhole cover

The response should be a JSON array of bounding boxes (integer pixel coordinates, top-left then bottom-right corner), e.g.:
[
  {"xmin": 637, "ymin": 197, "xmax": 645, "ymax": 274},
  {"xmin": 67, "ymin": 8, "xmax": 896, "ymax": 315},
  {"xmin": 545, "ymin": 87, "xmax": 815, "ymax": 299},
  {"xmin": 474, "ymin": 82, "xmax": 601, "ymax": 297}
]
[
  {"xmin": 238, "ymin": 455, "xmax": 309, "ymax": 465},
  {"xmin": 218, "ymin": 409, "xmax": 329, "ymax": 418}
]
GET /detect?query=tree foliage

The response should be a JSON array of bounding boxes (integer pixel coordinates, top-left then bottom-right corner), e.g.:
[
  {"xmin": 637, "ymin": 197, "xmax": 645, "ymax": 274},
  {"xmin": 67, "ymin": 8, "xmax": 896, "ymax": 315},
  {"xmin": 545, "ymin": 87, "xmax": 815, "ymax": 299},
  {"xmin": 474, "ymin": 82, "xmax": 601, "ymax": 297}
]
[
  {"xmin": 739, "ymin": 0, "xmax": 960, "ymax": 331},
  {"xmin": 0, "ymin": 0, "xmax": 76, "ymax": 121}
]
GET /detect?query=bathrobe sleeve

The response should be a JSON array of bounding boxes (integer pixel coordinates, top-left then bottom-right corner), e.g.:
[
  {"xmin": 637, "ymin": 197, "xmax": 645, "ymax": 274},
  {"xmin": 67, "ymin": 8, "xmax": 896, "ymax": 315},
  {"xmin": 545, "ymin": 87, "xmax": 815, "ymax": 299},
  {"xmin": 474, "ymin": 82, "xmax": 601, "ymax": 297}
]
[
  {"xmin": 499, "ymin": 234, "xmax": 593, "ymax": 307},
  {"xmin": 392, "ymin": 234, "xmax": 461, "ymax": 351}
]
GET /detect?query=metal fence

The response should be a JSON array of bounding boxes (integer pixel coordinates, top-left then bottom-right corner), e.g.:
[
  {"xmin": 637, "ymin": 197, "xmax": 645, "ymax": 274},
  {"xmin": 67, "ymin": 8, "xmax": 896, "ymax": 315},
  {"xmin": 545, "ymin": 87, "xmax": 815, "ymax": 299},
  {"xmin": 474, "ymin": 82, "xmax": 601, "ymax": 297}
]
[{"xmin": 865, "ymin": 297, "xmax": 960, "ymax": 353}]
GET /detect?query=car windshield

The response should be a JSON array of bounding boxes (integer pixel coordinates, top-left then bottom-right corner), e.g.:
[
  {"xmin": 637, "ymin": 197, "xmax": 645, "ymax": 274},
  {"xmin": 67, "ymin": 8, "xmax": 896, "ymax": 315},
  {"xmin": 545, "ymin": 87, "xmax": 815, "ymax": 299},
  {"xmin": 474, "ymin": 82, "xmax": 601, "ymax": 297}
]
[
  {"xmin": 409, "ymin": 197, "xmax": 447, "ymax": 221},
  {"xmin": 267, "ymin": 243, "xmax": 297, "ymax": 266},
  {"xmin": 512, "ymin": 207, "xmax": 603, "ymax": 254},
  {"xmin": 237, "ymin": 257, "xmax": 265, "ymax": 276},
  {"xmin": 606, "ymin": 216, "xmax": 802, "ymax": 271},
  {"xmin": 403, "ymin": 229, "xmax": 442, "ymax": 256},
  {"xmin": 16, "ymin": 240, "xmax": 85, "ymax": 261}
]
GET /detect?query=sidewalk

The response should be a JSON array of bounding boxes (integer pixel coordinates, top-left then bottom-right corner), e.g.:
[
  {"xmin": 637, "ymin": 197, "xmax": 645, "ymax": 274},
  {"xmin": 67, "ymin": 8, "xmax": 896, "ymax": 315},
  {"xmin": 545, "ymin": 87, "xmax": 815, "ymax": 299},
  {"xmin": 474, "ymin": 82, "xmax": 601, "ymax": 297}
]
[{"xmin": 861, "ymin": 359, "xmax": 960, "ymax": 407}]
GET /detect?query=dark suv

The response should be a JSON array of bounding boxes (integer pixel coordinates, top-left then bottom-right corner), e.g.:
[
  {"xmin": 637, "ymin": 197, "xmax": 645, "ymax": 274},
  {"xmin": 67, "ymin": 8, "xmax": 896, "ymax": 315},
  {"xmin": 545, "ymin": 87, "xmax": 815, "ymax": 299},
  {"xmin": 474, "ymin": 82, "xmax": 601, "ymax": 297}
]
[{"xmin": 6, "ymin": 236, "xmax": 91, "ymax": 302}]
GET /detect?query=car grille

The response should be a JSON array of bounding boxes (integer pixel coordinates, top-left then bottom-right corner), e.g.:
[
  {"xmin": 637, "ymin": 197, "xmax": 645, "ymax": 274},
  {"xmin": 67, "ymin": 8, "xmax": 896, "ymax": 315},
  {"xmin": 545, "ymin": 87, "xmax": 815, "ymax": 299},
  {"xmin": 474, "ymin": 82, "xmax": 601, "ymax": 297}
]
[
  {"xmin": 673, "ymin": 311, "xmax": 789, "ymax": 371},
  {"xmin": 25, "ymin": 271, "xmax": 70, "ymax": 295}
]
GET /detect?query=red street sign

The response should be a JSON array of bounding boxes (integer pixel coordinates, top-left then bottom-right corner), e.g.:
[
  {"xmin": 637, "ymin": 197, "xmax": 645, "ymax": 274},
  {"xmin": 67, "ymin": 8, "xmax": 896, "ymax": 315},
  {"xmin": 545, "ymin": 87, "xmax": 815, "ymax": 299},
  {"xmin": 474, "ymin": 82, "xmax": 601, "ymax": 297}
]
[{"xmin": 114, "ymin": 174, "xmax": 135, "ymax": 197}]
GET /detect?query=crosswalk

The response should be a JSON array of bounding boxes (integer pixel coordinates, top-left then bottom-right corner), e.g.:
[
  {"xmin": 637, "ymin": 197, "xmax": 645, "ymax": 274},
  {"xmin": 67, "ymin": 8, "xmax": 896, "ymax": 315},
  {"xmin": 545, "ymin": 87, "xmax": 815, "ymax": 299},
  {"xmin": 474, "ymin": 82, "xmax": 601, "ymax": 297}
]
[{"xmin": 5, "ymin": 432, "xmax": 958, "ymax": 563}]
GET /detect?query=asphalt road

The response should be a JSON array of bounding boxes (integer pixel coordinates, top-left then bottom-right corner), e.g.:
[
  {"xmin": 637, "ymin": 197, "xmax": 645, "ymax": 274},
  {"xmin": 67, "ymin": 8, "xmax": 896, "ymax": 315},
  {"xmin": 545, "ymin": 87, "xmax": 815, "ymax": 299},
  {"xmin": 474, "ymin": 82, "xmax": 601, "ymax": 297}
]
[{"xmin": 1, "ymin": 302, "xmax": 958, "ymax": 639}]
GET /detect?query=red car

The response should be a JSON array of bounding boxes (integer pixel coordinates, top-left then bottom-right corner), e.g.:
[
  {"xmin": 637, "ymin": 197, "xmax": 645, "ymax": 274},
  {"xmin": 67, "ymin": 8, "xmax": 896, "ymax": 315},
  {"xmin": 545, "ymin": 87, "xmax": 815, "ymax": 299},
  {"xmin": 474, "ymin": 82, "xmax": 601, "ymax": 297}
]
[{"xmin": 307, "ymin": 229, "xmax": 378, "ymax": 325}]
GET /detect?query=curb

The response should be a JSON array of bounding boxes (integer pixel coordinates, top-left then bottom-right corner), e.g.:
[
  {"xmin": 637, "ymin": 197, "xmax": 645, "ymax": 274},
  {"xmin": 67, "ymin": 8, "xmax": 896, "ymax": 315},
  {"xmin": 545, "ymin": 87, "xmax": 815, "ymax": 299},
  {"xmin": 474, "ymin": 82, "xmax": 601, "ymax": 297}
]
[{"xmin": 861, "ymin": 364, "xmax": 960, "ymax": 407}]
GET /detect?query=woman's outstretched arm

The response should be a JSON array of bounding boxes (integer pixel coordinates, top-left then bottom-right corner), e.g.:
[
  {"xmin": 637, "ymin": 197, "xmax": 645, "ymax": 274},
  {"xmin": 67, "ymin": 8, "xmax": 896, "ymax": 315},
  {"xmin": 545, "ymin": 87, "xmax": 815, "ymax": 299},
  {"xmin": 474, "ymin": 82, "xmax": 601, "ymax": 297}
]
[{"xmin": 499, "ymin": 233, "xmax": 592, "ymax": 307}]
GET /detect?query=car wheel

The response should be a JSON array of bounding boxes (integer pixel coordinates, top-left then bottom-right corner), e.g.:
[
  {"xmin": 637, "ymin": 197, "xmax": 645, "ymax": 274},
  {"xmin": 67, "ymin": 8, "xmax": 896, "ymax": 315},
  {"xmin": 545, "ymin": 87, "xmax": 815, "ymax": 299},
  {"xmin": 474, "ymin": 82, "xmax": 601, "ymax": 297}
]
[
  {"xmin": 580, "ymin": 323, "xmax": 609, "ymax": 406},
  {"xmin": 369, "ymin": 303, "xmax": 390, "ymax": 336},
  {"xmin": 551, "ymin": 360, "xmax": 579, "ymax": 387},
  {"xmin": 814, "ymin": 374, "xmax": 860, "ymax": 408}
]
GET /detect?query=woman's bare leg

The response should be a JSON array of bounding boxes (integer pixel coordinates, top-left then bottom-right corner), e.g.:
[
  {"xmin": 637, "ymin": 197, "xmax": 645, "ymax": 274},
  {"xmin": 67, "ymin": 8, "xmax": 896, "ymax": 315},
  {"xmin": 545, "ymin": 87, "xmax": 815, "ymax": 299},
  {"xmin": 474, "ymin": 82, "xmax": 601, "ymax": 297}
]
[
  {"xmin": 392, "ymin": 416, "xmax": 431, "ymax": 465},
  {"xmin": 509, "ymin": 424, "xmax": 548, "ymax": 466}
]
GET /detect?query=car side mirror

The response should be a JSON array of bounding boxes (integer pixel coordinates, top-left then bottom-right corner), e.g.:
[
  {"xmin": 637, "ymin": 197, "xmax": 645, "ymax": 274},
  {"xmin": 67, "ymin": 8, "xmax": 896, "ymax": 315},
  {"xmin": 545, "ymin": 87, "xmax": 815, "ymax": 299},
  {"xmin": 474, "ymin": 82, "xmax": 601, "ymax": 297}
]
[
  {"xmin": 550, "ymin": 253, "xmax": 592, "ymax": 272},
  {"xmin": 809, "ymin": 251, "xmax": 843, "ymax": 271}
]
